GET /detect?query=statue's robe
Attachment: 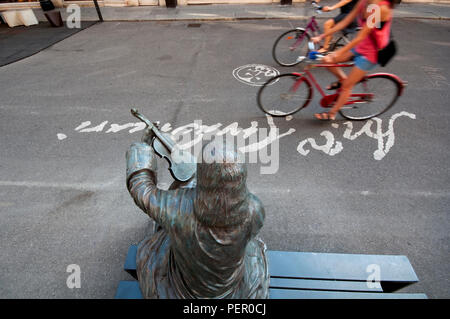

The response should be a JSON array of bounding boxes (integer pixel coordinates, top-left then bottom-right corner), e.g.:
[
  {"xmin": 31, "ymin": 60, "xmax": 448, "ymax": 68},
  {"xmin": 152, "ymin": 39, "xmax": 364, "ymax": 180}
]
[{"xmin": 127, "ymin": 170, "xmax": 269, "ymax": 299}]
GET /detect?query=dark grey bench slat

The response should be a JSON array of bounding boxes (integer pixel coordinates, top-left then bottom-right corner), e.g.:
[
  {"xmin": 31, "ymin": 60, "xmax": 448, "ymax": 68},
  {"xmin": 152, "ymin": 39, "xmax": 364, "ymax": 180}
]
[
  {"xmin": 114, "ymin": 282, "xmax": 426, "ymax": 300},
  {"xmin": 267, "ymin": 250, "xmax": 419, "ymax": 283},
  {"xmin": 124, "ymin": 245, "xmax": 138, "ymax": 280},
  {"xmin": 114, "ymin": 281, "xmax": 426, "ymax": 299},
  {"xmin": 269, "ymin": 288, "xmax": 427, "ymax": 299},
  {"xmin": 121, "ymin": 246, "xmax": 421, "ymax": 296},
  {"xmin": 126, "ymin": 246, "xmax": 418, "ymax": 283},
  {"xmin": 270, "ymin": 277, "xmax": 383, "ymax": 293},
  {"xmin": 115, "ymin": 281, "xmax": 143, "ymax": 299}
]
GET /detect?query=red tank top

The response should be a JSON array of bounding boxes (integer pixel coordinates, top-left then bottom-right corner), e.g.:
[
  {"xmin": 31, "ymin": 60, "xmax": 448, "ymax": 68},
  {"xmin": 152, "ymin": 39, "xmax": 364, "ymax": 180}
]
[{"xmin": 355, "ymin": 0, "xmax": 392, "ymax": 64}]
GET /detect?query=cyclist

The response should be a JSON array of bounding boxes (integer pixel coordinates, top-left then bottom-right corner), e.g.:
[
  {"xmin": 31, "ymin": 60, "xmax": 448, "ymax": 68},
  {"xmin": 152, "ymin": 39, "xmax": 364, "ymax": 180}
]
[
  {"xmin": 316, "ymin": 0, "xmax": 359, "ymax": 54},
  {"xmin": 311, "ymin": 0, "xmax": 397, "ymax": 120}
]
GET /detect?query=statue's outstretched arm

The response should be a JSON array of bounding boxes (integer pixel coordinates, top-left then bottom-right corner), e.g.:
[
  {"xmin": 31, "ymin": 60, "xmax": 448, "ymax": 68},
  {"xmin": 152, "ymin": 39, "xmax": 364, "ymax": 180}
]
[{"xmin": 126, "ymin": 142, "xmax": 173, "ymax": 227}]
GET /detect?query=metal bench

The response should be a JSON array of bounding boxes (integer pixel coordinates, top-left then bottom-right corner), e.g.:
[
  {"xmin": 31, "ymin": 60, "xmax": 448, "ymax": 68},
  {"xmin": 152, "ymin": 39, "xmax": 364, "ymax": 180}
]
[{"xmin": 115, "ymin": 245, "xmax": 427, "ymax": 299}]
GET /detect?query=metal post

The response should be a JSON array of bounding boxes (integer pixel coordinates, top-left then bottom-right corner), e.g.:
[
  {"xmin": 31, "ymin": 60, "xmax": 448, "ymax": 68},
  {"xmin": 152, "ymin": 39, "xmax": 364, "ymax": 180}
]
[{"xmin": 93, "ymin": 0, "xmax": 103, "ymax": 22}]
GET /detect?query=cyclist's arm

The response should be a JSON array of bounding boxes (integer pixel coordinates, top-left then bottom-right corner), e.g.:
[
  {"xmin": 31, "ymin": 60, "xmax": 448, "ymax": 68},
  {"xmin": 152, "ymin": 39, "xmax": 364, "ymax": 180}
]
[
  {"xmin": 321, "ymin": 0, "xmax": 362, "ymax": 38},
  {"xmin": 333, "ymin": 4, "xmax": 392, "ymax": 54},
  {"xmin": 329, "ymin": 0, "xmax": 353, "ymax": 11},
  {"xmin": 336, "ymin": 22, "xmax": 372, "ymax": 54}
]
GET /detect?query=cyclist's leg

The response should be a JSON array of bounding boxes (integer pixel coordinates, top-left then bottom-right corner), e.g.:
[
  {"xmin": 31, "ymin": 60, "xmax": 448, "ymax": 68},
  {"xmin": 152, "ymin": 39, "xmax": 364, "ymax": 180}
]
[
  {"xmin": 319, "ymin": 19, "xmax": 335, "ymax": 52},
  {"xmin": 325, "ymin": 66, "xmax": 367, "ymax": 119},
  {"xmin": 325, "ymin": 49, "xmax": 354, "ymax": 87},
  {"xmin": 324, "ymin": 13, "xmax": 347, "ymax": 51},
  {"xmin": 328, "ymin": 50, "xmax": 378, "ymax": 114}
]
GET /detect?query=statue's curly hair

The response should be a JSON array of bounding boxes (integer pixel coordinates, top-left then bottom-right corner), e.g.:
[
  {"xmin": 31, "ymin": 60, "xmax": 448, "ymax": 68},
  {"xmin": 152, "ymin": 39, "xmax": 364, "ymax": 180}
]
[{"xmin": 194, "ymin": 139, "xmax": 250, "ymax": 228}]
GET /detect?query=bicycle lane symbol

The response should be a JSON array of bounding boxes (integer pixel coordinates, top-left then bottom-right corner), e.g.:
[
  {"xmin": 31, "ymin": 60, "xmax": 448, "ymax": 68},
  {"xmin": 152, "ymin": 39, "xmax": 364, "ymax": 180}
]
[{"xmin": 232, "ymin": 64, "xmax": 280, "ymax": 87}]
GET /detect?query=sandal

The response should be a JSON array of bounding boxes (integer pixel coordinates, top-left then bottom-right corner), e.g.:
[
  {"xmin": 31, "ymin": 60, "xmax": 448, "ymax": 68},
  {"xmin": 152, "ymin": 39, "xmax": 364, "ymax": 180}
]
[
  {"xmin": 315, "ymin": 112, "xmax": 336, "ymax": 121},
  {"xmin": 326, "ymin": 81, "xmax": 342, "ymax": 90},
  {"xmin": 317, "ymin": 47, "xmax": 329, "ymax": 54}
]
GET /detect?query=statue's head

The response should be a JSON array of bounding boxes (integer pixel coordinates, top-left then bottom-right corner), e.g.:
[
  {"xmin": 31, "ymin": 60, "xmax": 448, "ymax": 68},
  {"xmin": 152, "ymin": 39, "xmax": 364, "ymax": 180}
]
[{"xmin": 194, "ymin": 139, "xmax": 249, "ymax": 227}]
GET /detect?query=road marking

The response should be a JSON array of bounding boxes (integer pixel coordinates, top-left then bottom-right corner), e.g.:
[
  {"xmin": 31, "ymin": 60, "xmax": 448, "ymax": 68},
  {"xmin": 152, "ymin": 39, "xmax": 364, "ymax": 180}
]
[
  {"xmin": 0, "ymin": 179, "xmax": 120, "ymax": 190},
  {"xmin": 232, "ymin": 64, "xmax": 280, "ymax": 87},
  {"xmin": 0, "ymin": 202, "xmax": 14, "ymax": 207},
  {"xmin": 297, "ymin": 131, "xmax": 343, "ymax": 156},
  {"xmin": 297, "ymin": 111, "xmax": 416, "ymax": 160},
  {"xmin": 252, "ymin": 188, "xmax": 450, "ymax": 198},
  {"xmin": 57, "ymin": 111, "xmax": 415, "ymax": 162},
  {"xmin": 421, "ymin": 65, "xmax": 450, "ymax": 88},
  {"xmin": 343, "ymin": 111, "xmax": 416, "ymax": 160}
]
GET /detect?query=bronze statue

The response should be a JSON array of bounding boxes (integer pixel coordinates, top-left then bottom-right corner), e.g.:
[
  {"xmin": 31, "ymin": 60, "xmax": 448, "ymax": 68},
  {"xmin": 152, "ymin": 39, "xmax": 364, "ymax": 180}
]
[{"xmin": 126, "ymin": 110, "xmax": 269, "ymax": 299}]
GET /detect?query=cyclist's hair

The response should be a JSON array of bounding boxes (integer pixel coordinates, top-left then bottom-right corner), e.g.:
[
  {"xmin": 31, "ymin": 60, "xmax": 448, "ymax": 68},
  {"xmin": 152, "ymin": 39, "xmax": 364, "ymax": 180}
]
[{"xmin": 386, "ymin": 0, "xmax": 401, "ymax": 8}]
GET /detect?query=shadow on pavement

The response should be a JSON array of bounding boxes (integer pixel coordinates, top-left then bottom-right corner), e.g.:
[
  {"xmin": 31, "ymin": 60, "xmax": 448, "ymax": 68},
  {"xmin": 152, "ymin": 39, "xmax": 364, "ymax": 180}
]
[{"xmin": 0, "ymin": 21, "xmax": 97, "ymax": 67}]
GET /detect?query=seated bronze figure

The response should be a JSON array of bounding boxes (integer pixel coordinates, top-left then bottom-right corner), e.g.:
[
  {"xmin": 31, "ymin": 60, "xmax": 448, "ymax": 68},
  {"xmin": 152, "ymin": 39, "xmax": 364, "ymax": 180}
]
[{"xmin": 126, "ymin": 128, "xmax": 269, "ymax": 299}]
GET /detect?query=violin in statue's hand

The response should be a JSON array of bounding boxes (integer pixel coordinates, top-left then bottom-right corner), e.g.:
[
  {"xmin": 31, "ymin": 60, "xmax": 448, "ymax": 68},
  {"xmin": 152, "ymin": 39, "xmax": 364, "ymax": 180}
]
[{"xmin": 131, "ymin": 108, "xmax": 196, "ymax": 182}]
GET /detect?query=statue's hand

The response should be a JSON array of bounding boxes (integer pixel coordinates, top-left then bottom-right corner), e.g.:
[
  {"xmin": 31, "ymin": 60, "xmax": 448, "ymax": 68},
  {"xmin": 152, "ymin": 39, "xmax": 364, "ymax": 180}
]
[{"xmin": 141, "ymin": 127, "xmax": 156, "ymax": 145}]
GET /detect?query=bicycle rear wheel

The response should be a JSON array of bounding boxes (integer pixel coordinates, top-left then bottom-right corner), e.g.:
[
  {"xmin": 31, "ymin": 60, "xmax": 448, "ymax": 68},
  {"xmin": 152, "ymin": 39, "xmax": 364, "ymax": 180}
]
[
  {"xmin": 339, "ymin": 74, "xmax": 402, "ymax": 120},
  {"xmin": 330, "ymin": 28, "xmax": 359, "ymax": 51},
  {"xmin": 257, "ymin": 73, "xmax": 312, "ymax": 117},
  {"xmin": 329, "ymin": 35, "xmax": 349, "ymax": 51},
  {"xmin": 272, "ymin": 29, "xmax": 311, "ymax": 67}
]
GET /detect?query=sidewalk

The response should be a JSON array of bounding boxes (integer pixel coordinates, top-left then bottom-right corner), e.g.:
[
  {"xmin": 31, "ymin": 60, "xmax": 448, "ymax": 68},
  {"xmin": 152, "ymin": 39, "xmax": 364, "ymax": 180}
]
[
  {"xmin": 0, "ymin": 21, "xmax": 96, "ymax": 67},
  {"xmin": 32, "ymin": 1, "xmax": 450, "ymax": 22}
]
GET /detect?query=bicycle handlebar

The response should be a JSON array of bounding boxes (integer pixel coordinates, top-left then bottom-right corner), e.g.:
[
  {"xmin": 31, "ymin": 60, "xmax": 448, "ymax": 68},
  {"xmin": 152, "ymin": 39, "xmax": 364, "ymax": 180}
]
[
  {"xmin": 311, "ymin": 1, "xmax": 323, "ymax": 14},
  {"xmin": 307, "ymin": 41, "xmax": 325, "ymax": 61},
  {"xmin": 306, "ymin": 42, "xmax": 357, "ymax": 67}
]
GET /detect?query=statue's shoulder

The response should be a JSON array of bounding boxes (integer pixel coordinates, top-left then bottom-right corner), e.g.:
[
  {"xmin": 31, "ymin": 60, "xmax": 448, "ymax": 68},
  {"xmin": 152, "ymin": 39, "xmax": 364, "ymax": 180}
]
[
  {"xmin": 170, "ymin": 187, "xmax": 196, "ymax": 206},
  {"xmin": 165, "ymin": 188, "xmax": 196, "ymax": 228},
  {"xmin": 246, "ymin": 193, "xmax": 265, "ymax": 235},
  {"xmin": 247, "ymin": 193, "xmax": 265, "ymax": 219},
  {"xmin": 247, "ymin": 192, "xmax": 263, "ymax": 207}
]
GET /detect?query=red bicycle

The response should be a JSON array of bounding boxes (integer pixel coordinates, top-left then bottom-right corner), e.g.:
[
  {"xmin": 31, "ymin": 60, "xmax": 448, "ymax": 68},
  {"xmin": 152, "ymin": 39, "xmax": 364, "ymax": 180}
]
[{"xmin": 257, "ymin": 56, "xmax": 407, "ymax": 121}]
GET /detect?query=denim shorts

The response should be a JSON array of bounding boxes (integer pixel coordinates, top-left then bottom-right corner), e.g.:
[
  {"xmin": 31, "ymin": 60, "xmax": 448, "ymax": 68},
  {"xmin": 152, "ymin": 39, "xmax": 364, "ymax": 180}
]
[{"xmin": 351, "ymin": 48, "xmax": 377, "ymax": 71}]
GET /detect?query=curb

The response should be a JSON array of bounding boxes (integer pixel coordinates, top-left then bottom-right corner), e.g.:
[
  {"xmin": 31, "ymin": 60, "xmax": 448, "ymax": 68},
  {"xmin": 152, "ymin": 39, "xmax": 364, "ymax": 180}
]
[{"xmin": 77, "ymin": 15, "xmax": 450, "ymax": 22}]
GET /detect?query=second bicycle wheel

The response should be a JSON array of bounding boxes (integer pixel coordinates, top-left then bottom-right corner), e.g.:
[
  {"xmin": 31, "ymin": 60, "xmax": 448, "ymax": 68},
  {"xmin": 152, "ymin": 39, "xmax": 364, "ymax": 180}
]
[
  {"xmin": 257, "ymin": 73, "xmax": 313, "ymax": 117},
  {"xmin": 329, "ymin": 35, "xmax": 349, "ymax": 52},
  {"xmin": 339, "ymin": 74, "xmax": 402, "ymax": 120},
  {"xmin": 272, "ymin": 29, "xmax": 311, "ymax": 67}
]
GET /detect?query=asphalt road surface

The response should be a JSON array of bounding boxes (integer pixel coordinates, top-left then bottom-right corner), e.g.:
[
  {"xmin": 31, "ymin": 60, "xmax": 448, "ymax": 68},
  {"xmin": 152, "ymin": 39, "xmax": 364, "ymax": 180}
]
[{"xmin": 0, "ymin": 18, "xmax": 449, "ymax": 298}]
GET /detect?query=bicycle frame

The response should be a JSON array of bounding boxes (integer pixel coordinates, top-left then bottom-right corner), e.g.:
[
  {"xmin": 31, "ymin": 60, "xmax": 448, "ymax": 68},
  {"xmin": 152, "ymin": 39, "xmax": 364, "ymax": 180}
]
[
  {"xmin": 291, "ymin": 62, "xmax": 376, "ymax": 109},
  {"xmin": 290, "ymin": 16, "xmax": 321, "ymax": 50},
  {"xmin": 306, "ymin": 16, "xmax": 321, "ymax": 35},
  {"xmin": 258, "ymin": 61, "xmax": 407, "ymax": 119}
]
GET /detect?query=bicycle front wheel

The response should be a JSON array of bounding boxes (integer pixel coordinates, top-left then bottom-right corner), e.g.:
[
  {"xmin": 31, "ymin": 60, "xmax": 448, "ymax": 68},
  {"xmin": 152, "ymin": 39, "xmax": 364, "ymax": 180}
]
[
  {"xmin": 339, "ymin": 74, "xmax": 402, "ymax": 120},
  {"xmin": 257, "ymin": 73, "xmax": 313, "ymax": 117},
  {"xmin": 272, "ymin": 29, "xmax": 311, "ymax": 67}
]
